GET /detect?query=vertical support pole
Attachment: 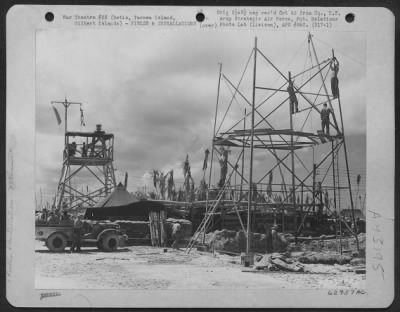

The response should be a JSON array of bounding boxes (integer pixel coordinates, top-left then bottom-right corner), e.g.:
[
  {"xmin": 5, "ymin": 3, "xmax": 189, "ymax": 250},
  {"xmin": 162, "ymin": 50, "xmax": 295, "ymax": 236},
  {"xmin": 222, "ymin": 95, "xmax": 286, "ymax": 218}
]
[
  {"xmin": 247, "ymin": 37, "xmax": 257, "ymax": 254},
  {"xmin": 331, "ymin": 140, "xmax": 337, "ymax": 219},
  {"xmin": 64, "ymin": 98, "xmax": 68, "ymax": 134},
  {"xmin": 336, "ymin": 146, "xmax": 342, "ymax": 254},
  {"xmin": 318, "ymin": 182, "xmax": 323, "ymax": 219},
  {"xmin": 203, "ymin": 63, "xmax": 223, "ymax": 244},
  {"xmin": 288, "ymin": 71, "xmax": 296, "ymax": 235},
  {"xmin": 312, "ymin": 164, "xmax": 316, "ymax": 214},
  {"xmin": 337, "ymin": 100, "xmax": 359, "ymax": 251},
  {"xmin": 301, "ymin": 183, "xmax": 304, "ymax": 213},
  {"xmin": 240, "ymin": 109, "xmax": 246, "ymax": 201}
]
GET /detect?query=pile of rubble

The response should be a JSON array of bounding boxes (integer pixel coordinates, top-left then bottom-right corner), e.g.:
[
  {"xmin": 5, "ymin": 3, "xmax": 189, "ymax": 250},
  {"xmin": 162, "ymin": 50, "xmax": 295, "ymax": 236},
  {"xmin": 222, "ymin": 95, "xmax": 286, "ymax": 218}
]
[
  {"xmin": 254, "ymin": 253, "xmax": 305, "ymax": 272},
  {"xmin": 201, "ymin": 229, "xmax": 289, "ymax": 254},
  {"xmin": 252, "ymin": 251, "xmax": 366, "ymax": 274}
]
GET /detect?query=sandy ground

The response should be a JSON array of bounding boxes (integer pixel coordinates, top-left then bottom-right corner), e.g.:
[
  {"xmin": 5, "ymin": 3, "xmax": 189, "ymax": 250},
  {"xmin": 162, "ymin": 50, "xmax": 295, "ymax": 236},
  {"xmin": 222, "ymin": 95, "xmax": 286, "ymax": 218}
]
[{"xmin": 35, "ymin": 240, "xmax": 365, "ymax": 290}]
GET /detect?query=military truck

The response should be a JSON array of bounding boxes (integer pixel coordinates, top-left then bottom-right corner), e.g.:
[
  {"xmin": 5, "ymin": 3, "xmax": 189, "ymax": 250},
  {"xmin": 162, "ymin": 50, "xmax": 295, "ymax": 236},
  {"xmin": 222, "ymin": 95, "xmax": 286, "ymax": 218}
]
[{"xmin": 35, "ymin": 219, "xmax": 128, "ymax": 252}]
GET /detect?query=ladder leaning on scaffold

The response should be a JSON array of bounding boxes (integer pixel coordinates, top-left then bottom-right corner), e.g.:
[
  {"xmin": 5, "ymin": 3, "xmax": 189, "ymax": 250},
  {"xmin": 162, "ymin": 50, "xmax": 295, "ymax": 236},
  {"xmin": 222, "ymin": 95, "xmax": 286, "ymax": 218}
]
[{"xmin": 185, "ymin": 168, "xmax": 238, "ymax": 254}]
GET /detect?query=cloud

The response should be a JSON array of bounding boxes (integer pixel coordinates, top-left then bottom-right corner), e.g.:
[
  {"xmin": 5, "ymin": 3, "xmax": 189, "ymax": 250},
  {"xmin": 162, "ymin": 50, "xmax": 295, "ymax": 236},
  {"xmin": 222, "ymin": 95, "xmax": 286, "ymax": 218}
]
[{"xmin": 35, "ymin": 29, "xmax": 366, "ymax": 204}]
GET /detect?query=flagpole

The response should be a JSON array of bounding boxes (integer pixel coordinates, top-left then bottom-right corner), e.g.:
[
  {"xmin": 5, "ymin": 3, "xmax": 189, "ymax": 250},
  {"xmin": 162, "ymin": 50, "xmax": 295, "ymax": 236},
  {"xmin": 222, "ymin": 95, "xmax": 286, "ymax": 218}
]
[{"xmin": 51, "ymin": 98, "xmax": 82, "ymax": 133}]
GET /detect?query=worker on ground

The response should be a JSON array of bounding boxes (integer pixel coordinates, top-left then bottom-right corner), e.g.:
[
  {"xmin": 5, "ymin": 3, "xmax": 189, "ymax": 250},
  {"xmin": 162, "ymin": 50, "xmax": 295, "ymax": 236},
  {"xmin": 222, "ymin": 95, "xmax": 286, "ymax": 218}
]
[
  {"xmin": 47, "ymin": 212, "xmax": 58, "ymax": 224},
  {"xmin": 71, "ymin": 215, "xmax": 84, "ymax": 252},
  {"xmin": 330, "ymin": 58, "xmax": 340, "ymax": 98},
  {"xmin": 271, "ymin": 226, "xmax": 278, "ymax": 253},
  {"xmin": 171, "ymin": 222, "xmax": 182, "ymax": 250},
  {"xmin": 287, "ymin": 79, "xmax": 299, "ymax": 114},
  {"xmin": 320, "ymin": 103, "xmax": 332, "ymax": 135},
  {"xmin": 264, "ymin": 224, "xmax": 274, "ymax": 254},
  {"xmin": 60, "ymin": 211, "xmax": 71, "ymax": 225}
]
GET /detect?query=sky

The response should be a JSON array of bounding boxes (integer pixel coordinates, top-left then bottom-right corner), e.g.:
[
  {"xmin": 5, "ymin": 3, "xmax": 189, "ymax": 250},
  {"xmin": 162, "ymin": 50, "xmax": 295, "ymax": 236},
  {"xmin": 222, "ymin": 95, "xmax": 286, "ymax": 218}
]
[{"xmin": 35, "ymin": 29, "xmax": 366, "ymax": 208}]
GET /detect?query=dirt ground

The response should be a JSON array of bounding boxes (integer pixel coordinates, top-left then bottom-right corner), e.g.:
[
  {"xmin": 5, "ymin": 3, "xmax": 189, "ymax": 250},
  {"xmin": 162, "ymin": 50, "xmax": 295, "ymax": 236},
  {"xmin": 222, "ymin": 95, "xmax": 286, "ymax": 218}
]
[{"xmin": 35, "ymin": 240, "xmax": 365, "ymax": 290}]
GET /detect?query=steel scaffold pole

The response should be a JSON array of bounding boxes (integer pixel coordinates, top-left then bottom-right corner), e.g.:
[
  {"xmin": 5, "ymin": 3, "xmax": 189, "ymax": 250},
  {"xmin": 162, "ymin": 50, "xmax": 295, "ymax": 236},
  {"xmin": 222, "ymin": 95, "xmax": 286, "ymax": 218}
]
[
  {"xmin": 203, "ymin": 63, "xmax": 223, "ymax": 244},
  {"xmin": 247, "ymin": 37, "xmax": 257, "ymax": 254}
]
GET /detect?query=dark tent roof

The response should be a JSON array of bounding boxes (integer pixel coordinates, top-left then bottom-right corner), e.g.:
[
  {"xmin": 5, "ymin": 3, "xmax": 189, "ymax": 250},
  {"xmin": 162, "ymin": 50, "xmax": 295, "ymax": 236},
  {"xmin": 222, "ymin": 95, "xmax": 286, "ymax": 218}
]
[
  {"xmin": 85, "ymin": 200, "xmax": 165, "ymax": 221},
  {"xmin": 95, "ymin": 183, "xmax": 140, "ymax": 207}
]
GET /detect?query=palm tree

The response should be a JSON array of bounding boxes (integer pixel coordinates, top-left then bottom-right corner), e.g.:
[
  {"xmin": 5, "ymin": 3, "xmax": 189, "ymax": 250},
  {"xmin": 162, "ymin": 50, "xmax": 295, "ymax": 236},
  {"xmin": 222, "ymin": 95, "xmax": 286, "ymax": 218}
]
[
  {"xmin": 167, "ymin": 170, "xmax": 175, "ymax": 200},
  {"xmin": 182, "ymin": 155, "xmax": 195, "ymax": 202},
  {"xmin": 151, "ymin": 169, "xmax": 160, "ymax": 197}
]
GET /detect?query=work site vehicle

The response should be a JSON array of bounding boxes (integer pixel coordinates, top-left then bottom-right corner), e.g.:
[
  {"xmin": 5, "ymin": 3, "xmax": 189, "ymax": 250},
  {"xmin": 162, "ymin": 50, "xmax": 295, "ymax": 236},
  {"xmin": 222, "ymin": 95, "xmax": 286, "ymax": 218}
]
[{"xmin": 35, "ymin": 219, "xmax": 128, "ymax": 252}]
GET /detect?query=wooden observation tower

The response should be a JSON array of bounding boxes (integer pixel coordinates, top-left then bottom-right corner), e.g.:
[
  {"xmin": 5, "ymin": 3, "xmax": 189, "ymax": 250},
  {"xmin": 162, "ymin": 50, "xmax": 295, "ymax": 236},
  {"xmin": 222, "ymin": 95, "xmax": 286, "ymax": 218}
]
[{"xmin": 53, "ymin": 98, "xmax": 116, "ymax": 210}]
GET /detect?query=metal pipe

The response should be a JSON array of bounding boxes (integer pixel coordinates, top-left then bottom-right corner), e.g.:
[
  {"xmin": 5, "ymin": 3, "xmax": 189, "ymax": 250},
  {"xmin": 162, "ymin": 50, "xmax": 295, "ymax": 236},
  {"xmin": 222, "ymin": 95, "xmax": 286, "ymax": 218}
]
[
  {"xmin": 203, "ymin": 63, "xmax": 223, "ymax": 243},
  {"xmin": 247, "ymin": 37, "xmax": 257, "ymax": 254}
]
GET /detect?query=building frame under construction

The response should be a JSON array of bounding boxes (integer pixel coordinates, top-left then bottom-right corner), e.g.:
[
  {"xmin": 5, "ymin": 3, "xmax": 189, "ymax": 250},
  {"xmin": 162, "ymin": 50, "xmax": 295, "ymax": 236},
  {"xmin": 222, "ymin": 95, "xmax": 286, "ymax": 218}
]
[{"xmin": 187, "ymin": 33, "xmax": 360, "ymax": 254}]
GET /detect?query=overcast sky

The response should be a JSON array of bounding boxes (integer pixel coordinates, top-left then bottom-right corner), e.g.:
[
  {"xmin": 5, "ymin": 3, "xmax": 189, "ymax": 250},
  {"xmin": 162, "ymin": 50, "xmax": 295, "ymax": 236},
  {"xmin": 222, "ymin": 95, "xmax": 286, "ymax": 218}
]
[{"xmin": 35, "ymin": 29, "xmax": 366, "ymax": 205}]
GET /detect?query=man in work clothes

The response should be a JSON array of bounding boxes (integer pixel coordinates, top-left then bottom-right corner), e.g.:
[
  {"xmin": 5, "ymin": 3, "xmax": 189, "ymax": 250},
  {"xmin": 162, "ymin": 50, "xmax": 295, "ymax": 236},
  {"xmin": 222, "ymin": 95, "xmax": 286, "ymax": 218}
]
[
  {"xmin": 264, "ymin": 224, "xmax": 274, "ymax": 254},
  {"xmin": 287, "ymin": 79, "xmax": 299, "ymax": 114},
  {"xmin": 171, "ymin": 223, "xmax": 182, "ymax": 250},
  {"xmin": 330, "ymin": 58, "xmax": 340, "ymax": 98},
  {"xmin": 320, "ymin": 103, "xmax": 332, "ymax": 135},
  {"xmin": 71, "ymin": 215, "xmax": 84, "ymax": 252}
]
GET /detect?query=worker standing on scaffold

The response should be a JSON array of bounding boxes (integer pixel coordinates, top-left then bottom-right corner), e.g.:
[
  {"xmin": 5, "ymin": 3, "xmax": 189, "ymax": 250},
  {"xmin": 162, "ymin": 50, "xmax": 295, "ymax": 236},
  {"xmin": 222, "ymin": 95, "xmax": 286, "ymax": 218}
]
[
  {"xmin": 287, "ymin": 79, "xmax": 299, "ymax": 113},
  {"xmin": 330, "ymin": 57, "xmax": 340, "ymax": 98},
  {"xmin": 320, "ymin": 103, "xmax": 332, "ymax": 135}
]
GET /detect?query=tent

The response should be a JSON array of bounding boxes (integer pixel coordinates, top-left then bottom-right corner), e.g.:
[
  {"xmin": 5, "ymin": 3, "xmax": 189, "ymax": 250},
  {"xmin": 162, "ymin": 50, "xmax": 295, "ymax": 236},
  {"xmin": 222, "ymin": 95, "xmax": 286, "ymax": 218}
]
[
  {"xmin": 94, "ymin": 182, "xmax": 140, "ymax": 207},
  {"xmin": 84, "ymin": 183, "xmax": 165, "ymax": 221}
]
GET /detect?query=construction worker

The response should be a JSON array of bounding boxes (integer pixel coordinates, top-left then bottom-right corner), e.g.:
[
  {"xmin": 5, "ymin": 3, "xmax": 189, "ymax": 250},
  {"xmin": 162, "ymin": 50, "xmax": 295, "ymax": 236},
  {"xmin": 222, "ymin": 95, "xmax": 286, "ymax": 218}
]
[
  {"xmin": 264, "ymin": 224, "xmax": 274, "ymax": 253},
  {"xmin": 71, "ymin": 215, "xmax": 84, "ymax": 252},
  {"xmin": 320, "ymin": 103, "xmax": 332, "ymax": 135},
  {"xmin": 271, "ymin": 225, "xmax": 278, "ymax": 253},
  {"xmin": 171, "ymin": 222, "xmax": 182, "ymax": 250},
  {"xmin": 46, "ymin": 212, "xmax": 58, "ymax": 224},
  {"xmin": 330, "ymin": 58, "xmax": 340, "ymax": 98},
  {"xmin": 81, "ymin": 142, "xmax": 87, "ymax": 157},
  {"xmin": 60, "ymin": 211, "xmax": 72, "ymax": 225},
  {"xmin": 287, "ymin": 79, "xmax": 299, "ymax": 114}
]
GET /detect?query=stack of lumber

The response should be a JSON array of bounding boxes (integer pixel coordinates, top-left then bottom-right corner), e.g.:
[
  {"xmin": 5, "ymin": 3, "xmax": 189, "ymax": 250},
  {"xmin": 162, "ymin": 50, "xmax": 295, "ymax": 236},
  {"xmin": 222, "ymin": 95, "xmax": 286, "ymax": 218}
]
[{"xmin": 148, "ymin": 210, "xmax": 167, "ymax": 247}]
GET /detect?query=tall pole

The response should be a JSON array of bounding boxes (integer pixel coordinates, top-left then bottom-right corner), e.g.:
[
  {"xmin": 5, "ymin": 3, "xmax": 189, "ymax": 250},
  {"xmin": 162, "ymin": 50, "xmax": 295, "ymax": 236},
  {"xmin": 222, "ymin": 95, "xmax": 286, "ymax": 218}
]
[
  {"xmin": 337, "ymin": 97, "xmax": 359, "ymax": 251},
  {"xmin": 312, "ymin": 164, "xmax": 316, "ymax": 213},
  {"xmin": 64, "ymin": 98, "xmax": 68, "ymax": 133},
  {"xmin": 203, "ymin": 63, "xmax": 222, "ymax": 243},
  {"xmin": 247, "ymin": 37, "xmax": 257, "ymax": 254},
  {"xmin": 336, "ymin": 144, "xmax": 343, "ymax": 254},
  {"xmin": 331, "ymin": 140, "xmax": 337, "ymax": 219},
  {"xmin": 51, "ymin": 98, "xmax": 82, "ymax": 134},
  {"xmin": 240, "ymin": 109, "xmax": 246, "ymax": 201},
  {"xmin": 289, "ymin": 71, "xmax": 296, "ymax": 234}
]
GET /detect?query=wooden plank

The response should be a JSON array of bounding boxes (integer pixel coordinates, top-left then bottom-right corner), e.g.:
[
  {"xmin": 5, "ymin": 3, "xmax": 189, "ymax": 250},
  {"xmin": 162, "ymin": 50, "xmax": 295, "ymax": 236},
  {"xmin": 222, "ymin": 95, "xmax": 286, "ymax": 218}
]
[{"xmin": 159, "ymin": 210, "xmax": 167, "ymax": 247}]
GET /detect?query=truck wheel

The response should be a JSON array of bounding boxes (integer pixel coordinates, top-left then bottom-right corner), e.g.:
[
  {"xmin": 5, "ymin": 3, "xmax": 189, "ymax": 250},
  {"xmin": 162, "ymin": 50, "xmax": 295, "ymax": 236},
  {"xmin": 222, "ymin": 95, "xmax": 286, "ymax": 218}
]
[
  {"xmin": 97, "ymin": 241, "xmax": 104, "ymax": 251},
  {"xmin": 47, "ymin": 233, "xmax": 67, "ymax": 252},
  {"xmin": 101, "ymin": 233, "xmax": 119, "ymax": 252}
]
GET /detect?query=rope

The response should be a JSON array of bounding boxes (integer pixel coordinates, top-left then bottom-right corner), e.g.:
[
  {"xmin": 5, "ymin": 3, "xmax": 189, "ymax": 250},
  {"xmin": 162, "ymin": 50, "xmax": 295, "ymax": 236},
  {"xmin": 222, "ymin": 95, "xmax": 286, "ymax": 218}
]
[{"xmin": 314, "ymin": 36, "xmax": 364, "ymax": 67}]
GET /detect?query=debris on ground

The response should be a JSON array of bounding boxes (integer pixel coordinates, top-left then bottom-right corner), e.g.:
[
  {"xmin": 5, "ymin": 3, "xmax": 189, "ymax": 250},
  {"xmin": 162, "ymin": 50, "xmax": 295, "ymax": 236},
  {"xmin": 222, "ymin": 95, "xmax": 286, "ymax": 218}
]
[
  {"xmin": 297, "ymin": 252, "xmax": 352, "ymax": 265},
  {"xmin": 200, "ymin": 229, "xmax": 289, "ymax": 254},
  {"xmin": 254, "ymin": 253, "xmax": 304, "ymax": 272}
]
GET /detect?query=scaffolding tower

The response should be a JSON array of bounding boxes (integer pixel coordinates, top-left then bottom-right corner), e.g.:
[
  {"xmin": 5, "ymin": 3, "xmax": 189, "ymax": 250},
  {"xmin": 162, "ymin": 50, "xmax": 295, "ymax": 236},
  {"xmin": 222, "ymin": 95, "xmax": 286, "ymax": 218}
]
[{"xmin": 187, "ymin": 33, "xmax": 360, "ymax": 254}]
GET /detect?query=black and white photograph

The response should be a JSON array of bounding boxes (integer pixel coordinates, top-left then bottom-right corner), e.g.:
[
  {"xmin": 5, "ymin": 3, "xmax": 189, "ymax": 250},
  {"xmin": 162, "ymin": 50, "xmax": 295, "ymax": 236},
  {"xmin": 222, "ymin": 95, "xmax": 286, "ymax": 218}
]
[{"xmin": 6, "ymin": 6, "xmax": 395, "ymax": 308}]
